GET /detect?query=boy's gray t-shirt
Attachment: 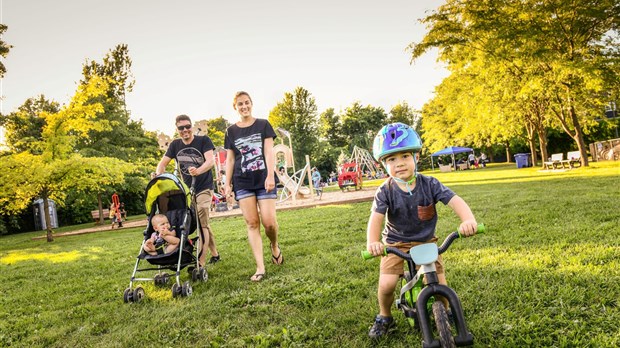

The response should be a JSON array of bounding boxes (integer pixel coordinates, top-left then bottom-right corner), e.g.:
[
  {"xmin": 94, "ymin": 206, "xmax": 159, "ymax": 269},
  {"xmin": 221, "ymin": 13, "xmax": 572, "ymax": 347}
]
[{"xmin": 371, "ymin": 174, "xmax": 456, "ymax": 244}]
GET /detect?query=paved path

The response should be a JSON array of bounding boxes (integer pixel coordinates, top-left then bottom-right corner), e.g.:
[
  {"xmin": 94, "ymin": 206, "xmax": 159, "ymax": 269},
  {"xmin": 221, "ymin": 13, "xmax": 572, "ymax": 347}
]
[{"xmin": 32, "ymin": 187, "xmax": 375, "ymax": 240}]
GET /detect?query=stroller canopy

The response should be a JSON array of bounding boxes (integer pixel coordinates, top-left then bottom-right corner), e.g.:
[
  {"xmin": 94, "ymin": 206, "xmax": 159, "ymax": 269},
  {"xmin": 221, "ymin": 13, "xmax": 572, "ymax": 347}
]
[{"xmin": 144, "ymin": 173, "xmax": 191, "ymax": 214}]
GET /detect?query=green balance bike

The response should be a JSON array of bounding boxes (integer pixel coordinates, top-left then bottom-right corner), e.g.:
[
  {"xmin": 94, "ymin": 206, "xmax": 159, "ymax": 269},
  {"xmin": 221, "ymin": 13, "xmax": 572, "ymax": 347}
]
[{"xmin": 362, "ymin": 223, "xmax": 485, "ymax": 347}]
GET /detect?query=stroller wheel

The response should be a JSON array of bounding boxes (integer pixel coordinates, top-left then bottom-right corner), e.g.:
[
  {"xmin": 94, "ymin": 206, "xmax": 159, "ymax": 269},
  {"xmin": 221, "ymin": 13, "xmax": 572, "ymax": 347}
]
[
  {"xmin": 191, "ymin": 268, "xmax": 199, "ymax": 282},
  {"xmin": 181, "ymin": 281, "xmax": 193, "ymax": 297},
  {"xmin": 172, "ymin": 283, "xmax": 180, "ymax": 298},
  {"xmin": 154, "ymin": 274, "xmax": 161, "ymax": 286},
  {"xmin": 133, "ymin": 286, "xmax": 145, "ymax": 303},
  {"xmin": 123, "ymin": 288, "xmax": 133, "ymax": 303},
  {"xmin": 161, "ymin": 273, "xmax": 170, "ymax": 285},
  {"xmin": 199, "ymin": 267, "xmax": 208, "ymax": 282}
]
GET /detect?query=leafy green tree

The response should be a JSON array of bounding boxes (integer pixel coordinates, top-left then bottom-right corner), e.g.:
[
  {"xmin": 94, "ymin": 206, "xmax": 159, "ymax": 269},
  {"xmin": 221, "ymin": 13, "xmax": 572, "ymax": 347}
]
[
  {"xmin": 0, "ymin": 77, "xmax": 134, "ymax": 240},
  {"xmin": 75, "ymin": 44, "xmax": 159, "ymax": 218},
  {"xmin": 409, "ymin": 0, "xmax": 620, "ymax": 166},
  {"xmin": 388, "ymin": 101, "xmax": 420, "ymax": 129},
  {"xmin": 199, "ymin": 116, "xmax": 230, "ymax": 147},
  {"xmin": 340, "ymin": 102, "xmax": 388, "ymax": 152},
  {"xmin": 77, "ymin": 44, "xmax": 159, "ymax": 163},
  {"xmin": 0, "ymin": 96, "xmax": 60, "ymax": 153},
  {"xmin": 318, "ymin": 108, "xmax": 346, "ymax": 147},
  {"xmin": 268, "ymin": 87, "xmax": 320, "ymax": 169},
  {"xmin": 0, "ymin": 24, "xmax": 11, "ymax": 78}
]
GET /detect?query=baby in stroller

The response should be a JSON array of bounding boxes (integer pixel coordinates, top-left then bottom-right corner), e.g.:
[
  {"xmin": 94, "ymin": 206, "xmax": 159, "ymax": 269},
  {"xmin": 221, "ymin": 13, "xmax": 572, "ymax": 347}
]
[{"xmin": 143, "ymin": 214, "xmax": 179, "ymax": 255}]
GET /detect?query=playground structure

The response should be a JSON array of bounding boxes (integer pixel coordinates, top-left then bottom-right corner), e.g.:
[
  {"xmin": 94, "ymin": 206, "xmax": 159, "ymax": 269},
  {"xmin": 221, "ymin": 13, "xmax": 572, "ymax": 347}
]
[
  {"xmin": 337, "ymin": 161, "xmax": 363, "ymax": 191},
  {"xmin": 349, "ymin": 146, "xmax": 382, "ymax": 177},
  {"xmin": 274, "ymin": 128, "xmax": 313, "ymax": 203}
]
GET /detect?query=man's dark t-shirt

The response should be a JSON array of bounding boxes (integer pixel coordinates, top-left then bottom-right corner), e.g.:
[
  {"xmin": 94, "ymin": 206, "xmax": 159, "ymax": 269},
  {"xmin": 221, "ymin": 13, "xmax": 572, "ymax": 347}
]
[
  {"xmin": 224, "ymin": 118, "xmax": 278, "ymax": 190},
  {"xmin": 165, "ymin": 135, "xmax": 215, "ymax": 193}
]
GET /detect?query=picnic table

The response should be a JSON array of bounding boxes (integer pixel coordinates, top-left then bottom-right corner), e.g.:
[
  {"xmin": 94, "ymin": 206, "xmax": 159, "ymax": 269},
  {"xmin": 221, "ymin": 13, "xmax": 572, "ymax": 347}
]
[{"xmin": 543, "ymin": 151, "xmax": 581, "ymax": 170}]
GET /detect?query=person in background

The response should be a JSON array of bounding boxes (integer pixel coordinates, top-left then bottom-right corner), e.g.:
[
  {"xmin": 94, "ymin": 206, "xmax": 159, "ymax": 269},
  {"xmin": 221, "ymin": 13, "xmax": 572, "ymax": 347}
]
[{"xmin": 311, "ymin": 167, "xmax": 322, "ymax": 197}]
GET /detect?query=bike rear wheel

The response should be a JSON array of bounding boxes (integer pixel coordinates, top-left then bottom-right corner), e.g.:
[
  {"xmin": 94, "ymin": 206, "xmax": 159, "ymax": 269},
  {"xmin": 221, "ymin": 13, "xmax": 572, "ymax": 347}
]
[{"xmin": 432, "ymin": 302, "xmax": 455, "ymax": 348}]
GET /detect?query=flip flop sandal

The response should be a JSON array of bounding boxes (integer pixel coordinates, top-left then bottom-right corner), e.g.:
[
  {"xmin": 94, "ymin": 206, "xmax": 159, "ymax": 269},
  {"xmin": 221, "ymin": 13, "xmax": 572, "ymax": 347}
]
[
  {"xmin": 271, "ymin": 245, "xmax": 284, "ymax": 265},
  {"xmin": 250, "ymin": 273, "xmax": 265, "ymax": 282}
]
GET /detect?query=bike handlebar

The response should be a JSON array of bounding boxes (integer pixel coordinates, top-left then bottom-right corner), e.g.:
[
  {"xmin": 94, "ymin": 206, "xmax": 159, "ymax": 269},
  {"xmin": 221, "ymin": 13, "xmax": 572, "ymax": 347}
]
[{"xmin": 361, "ymin": 223, "xmax": 486, "ymax": 260}]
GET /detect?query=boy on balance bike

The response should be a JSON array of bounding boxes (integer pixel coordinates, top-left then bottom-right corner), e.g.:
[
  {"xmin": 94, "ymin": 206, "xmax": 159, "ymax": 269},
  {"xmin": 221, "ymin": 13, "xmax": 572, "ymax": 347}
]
[{"xmin": 365, "ymin": 123, "xmax": 479, "ymax": 344}]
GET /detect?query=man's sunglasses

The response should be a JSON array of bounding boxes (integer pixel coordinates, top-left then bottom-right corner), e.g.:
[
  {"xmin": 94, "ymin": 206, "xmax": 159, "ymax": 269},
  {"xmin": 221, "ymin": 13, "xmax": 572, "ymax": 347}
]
[{"xmin": 177, "ymin": 124, "xmax": 192, "ymax": 131}]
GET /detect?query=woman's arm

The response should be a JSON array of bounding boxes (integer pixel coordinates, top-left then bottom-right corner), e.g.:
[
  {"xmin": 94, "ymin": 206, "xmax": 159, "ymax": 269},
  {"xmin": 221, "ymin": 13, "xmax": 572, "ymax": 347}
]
[{"xmin": 263, "ymin": 137, "xmax": 276, "ymax": 191}]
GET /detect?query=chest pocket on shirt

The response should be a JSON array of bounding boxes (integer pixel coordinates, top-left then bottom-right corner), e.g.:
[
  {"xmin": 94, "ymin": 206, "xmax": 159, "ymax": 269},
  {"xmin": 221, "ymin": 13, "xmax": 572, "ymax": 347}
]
[{"xmin": 417, "ymin": 204, "xmax": 436, "ymax": 221}]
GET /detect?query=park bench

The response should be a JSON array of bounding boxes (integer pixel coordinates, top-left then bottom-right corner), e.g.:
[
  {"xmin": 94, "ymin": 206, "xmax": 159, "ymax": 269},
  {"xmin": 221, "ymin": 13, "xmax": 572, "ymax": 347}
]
[
  {"xmin": 562, "ymin": 151, "xmax": 581, "ymax": 168},
  {"xmin": 91, "ymin": 209, "xmax": 110, "ymax": 221},
  {"xmin": 543, "ymin": 153, "xmax": 564, "ymax": 170}
]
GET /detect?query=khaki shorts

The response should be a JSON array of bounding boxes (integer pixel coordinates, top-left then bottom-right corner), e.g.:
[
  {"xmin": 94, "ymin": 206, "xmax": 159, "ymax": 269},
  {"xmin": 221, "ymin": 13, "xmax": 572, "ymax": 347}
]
[
  {"xmin": 195, "ymin": 189, "xmax": 213, "ymax": 231},
  {"xmin": 380, "ymin": 237, "xmax": 445, "ymax": 276}
]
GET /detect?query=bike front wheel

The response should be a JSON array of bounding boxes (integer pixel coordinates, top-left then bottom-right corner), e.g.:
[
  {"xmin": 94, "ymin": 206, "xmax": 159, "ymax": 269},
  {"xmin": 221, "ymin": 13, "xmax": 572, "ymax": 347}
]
[{"xmin": 432, "ymin": 302, "xmax": 455, "ymax": 348}]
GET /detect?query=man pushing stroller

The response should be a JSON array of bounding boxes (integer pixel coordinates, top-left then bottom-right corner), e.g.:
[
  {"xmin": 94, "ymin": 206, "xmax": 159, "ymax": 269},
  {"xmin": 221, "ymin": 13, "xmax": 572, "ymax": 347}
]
[{"xmin": 155, "ymin": 114, "xmax": 221, "ymax": 267}]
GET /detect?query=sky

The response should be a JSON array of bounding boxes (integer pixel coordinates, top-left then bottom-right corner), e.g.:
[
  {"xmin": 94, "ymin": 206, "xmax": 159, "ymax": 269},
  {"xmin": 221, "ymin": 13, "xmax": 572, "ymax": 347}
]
[{"xmin": 1, "ymin": 0, "xmax": 448, "ymax": 137}]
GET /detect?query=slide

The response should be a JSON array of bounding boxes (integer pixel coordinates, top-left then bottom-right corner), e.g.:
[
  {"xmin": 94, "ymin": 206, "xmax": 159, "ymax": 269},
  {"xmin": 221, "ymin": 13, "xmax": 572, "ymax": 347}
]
[{"xmin": 276, "ymin": 171, "xmax": 310, "ymax": 199}]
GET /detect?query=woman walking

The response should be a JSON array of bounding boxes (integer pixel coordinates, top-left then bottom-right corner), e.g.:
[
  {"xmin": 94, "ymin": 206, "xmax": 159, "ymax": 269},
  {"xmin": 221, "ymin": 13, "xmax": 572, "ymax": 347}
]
[{"xmin": 224, "ymin": 91, "xmax": 283, "ymax": 282}]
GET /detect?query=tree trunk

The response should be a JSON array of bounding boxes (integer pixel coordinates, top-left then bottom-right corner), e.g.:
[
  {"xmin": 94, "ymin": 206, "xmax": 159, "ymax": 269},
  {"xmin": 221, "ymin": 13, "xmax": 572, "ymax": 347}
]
[
  {"xmin": 97, "ymin": 192, "xmax": 104, "ymax": 225},
  {"xmin": 525, "ymin": 121, "xmax": 538, "ymax": 165},
  {"xmin": 553, "ymin": 86, "xmax": 590, "ymax": 167},
  {"xmin": 505, "ymin": 142, "xmax": 512, "ymax": 163},
  {"xmin": 43, "ymin": 191, "xmax": 54, "ymax": 242},
  {"xmin": 568, "ymin": 104, "xmax": 589, "ymax": 166},
  {"xmin": 538, "ymin": 130, "xmax": 549, "ymax": 167}
]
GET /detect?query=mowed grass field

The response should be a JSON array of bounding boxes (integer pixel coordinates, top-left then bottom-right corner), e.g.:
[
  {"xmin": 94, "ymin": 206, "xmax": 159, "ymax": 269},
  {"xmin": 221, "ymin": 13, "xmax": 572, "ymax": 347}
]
[{"xmin": 1, "ymin": 162, "xmax": 619, "ymax": 347}]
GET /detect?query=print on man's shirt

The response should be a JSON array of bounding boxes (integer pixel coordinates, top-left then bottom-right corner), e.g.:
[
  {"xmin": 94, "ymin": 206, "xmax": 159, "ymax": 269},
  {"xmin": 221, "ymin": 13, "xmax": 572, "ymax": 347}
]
[
  {"xmin": 176, "ymin": 147, "xmax": 205, "ymax": 175},
  {"xmin": 235, "ymin": 133, "xmax": 265, "ymax": 173}
]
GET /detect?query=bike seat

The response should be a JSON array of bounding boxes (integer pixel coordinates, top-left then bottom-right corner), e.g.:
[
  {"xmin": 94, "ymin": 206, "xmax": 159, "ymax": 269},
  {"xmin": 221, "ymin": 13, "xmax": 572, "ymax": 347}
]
[{"xmin": 409, "ymin": 243, "xmax": 438, "ymax": 265}]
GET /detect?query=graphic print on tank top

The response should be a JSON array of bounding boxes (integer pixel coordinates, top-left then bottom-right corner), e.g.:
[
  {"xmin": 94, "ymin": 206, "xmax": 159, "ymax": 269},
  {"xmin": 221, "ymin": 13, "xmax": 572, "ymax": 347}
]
[
  {"xmin": 176, "ymin": 147, "xmax": 205, "ymax": 175},
  {"xmin": 234, "ymin": 133, "xmax": 265, "ymax": 173}
]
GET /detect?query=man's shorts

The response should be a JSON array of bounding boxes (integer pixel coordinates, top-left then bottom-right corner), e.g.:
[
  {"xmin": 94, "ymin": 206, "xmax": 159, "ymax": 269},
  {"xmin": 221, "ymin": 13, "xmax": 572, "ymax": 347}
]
[
  {"xmin": 195, "ymin": 189, "xmax": 213, "ymax": 230},
  {"xmin": 380, "ymin": 237, "xmax": 445, "ymax": 276},
  {"xmin": 234, "ymin": 188, "xmax": 277, "ymax": 201}
]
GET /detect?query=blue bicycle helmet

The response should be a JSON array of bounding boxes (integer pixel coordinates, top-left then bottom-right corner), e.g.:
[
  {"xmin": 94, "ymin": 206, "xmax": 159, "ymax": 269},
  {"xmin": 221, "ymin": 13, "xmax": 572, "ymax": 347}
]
[{"xmin": 372, "ymin": 123, "xmax": 423, "ymax": 162}]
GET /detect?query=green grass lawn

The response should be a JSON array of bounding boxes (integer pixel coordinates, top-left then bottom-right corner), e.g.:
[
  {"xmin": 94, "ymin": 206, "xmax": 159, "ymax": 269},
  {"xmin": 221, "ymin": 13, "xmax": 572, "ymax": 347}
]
[{"xmin": 1, "ymin": 162, "xmax": 619, "ymax": 347}]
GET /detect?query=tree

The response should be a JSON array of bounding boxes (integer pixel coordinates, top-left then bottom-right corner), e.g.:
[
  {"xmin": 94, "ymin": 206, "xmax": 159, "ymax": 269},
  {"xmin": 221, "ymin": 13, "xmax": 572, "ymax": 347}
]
[
  {"xmin": 0, "ymin": 96, "xmax": 60, "ymax": 153},
  {"xmin": 318, "ymin": 108, "xmax": 346, "ymax": 147},
  {"xmin": 268, "ymin": 87, "xmax": 320, "ymax": 169},
  {"xmin": 76, "ymin": 44, "xmax": 159, "ymax": 219},
  {"xmin": 199, "ymin": 116, "xmax": 230, "ymax": 148},
  {"xmin": 340, "ymin": 102, "xmax": 388, "ymax": 152},
  {"xmin": 0, "ymin": 77, "xmax": 134, "ymax": 241},
  {"xmin": 409, "ymin": 0, "xmax": 620, "ymax": 166},
  {"xmin": 76, "ymin": 44, "xmax": 159, "ymax": 163},
  {"xmin": 0, "ymin": 24, "xmax": 12, "ymax": 78},
  {"xmin": 388, "ymin": 101, "xmax": 420, "ymax": 129}
]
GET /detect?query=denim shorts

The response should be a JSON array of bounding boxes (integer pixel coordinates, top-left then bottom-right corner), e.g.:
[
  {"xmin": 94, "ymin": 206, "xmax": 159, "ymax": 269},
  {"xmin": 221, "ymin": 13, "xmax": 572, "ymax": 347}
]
[{"xmin": 234, "ymin": 188, "xmax": 277, "ymax": 201}]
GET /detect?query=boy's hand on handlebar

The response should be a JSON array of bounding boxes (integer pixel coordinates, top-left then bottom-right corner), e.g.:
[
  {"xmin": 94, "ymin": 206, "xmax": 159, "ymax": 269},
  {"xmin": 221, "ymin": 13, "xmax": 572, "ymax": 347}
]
[
  {"xmin": 459, "ymin": 220, "xmax": 478, "ymax": 237},
  {"xmin": 367, "ymin": 241, "xmax": 384, "ymax": 257}
]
